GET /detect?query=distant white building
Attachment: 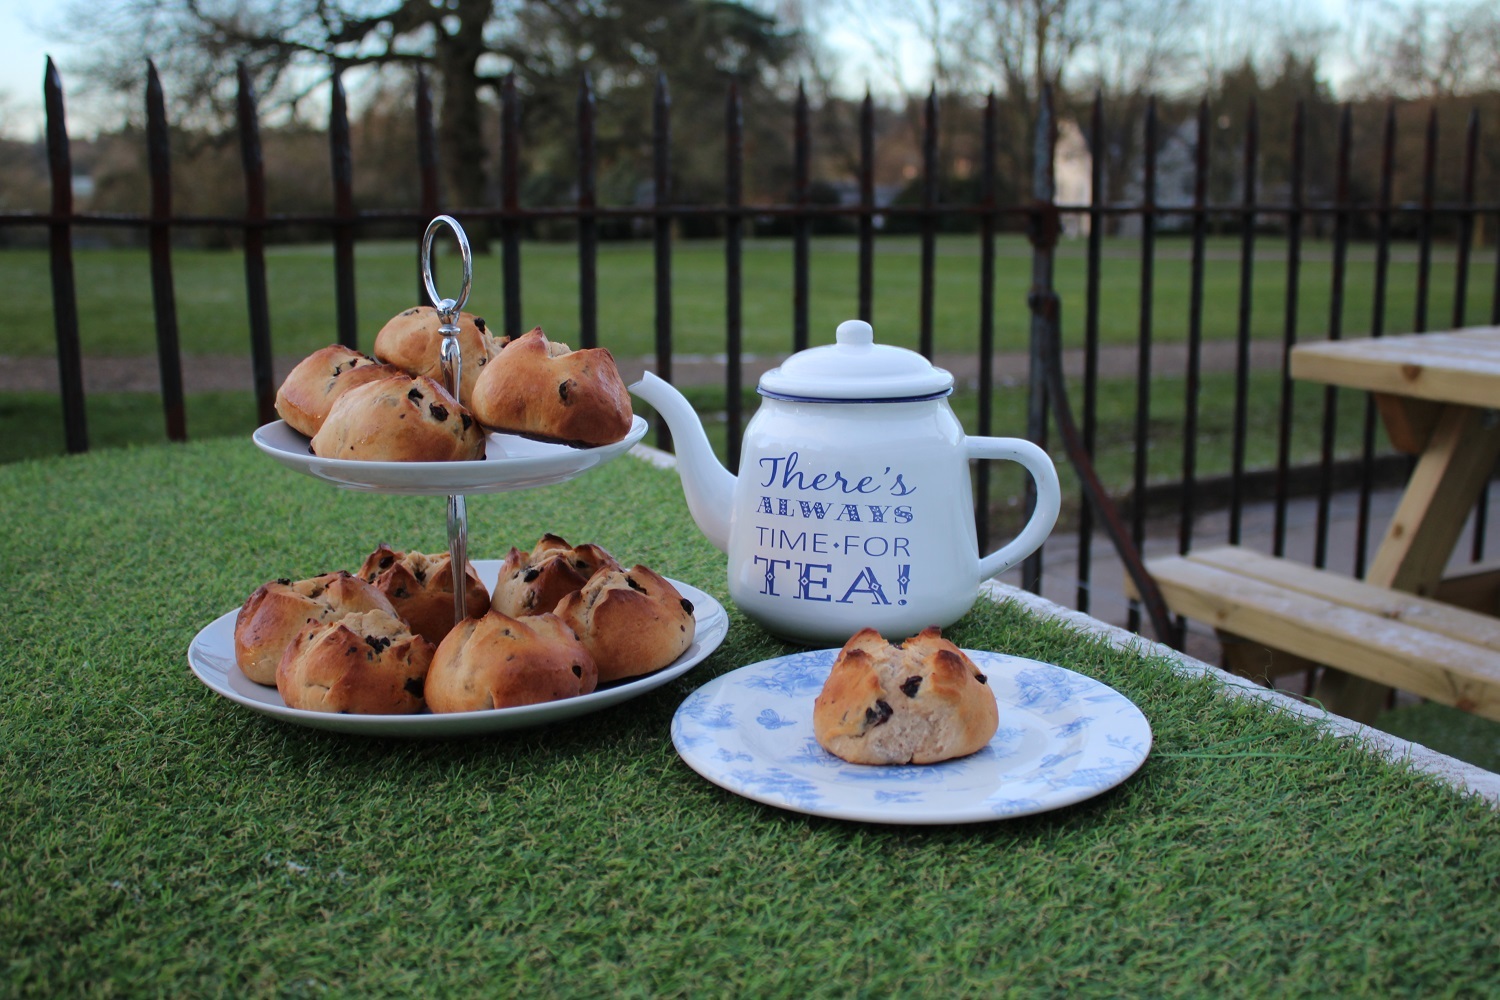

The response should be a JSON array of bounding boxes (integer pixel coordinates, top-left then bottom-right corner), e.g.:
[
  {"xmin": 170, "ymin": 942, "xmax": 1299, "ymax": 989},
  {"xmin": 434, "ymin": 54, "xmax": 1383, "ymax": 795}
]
[
  {"xmin": 1055, "ymin": 119, "xmax": 1091, "ymax": 237},
  {"xmin": 1112, "ymin": 117, "xmax": 1199, "ymax": 237}
]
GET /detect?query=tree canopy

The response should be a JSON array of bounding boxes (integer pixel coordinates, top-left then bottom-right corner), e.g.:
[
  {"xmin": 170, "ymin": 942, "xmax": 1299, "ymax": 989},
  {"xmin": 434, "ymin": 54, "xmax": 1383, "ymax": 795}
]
[{"xmin": 67, "ymin": 0, "xmax": 800, "ymax": 214}]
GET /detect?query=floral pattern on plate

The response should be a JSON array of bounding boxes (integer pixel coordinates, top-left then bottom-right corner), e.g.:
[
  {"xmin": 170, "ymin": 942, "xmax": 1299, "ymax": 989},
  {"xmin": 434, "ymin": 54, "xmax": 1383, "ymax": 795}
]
[{"xmin": 671, "ymin": 648, "xmax": 1151, "ymax": 824}]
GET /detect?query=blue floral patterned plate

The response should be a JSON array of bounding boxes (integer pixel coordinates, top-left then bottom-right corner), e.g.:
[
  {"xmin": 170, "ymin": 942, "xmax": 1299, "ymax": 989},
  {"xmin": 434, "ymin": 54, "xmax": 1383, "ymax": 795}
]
[{"xmin": 671, "ymin": 648, "xmax": 1151, "ymax": 824}]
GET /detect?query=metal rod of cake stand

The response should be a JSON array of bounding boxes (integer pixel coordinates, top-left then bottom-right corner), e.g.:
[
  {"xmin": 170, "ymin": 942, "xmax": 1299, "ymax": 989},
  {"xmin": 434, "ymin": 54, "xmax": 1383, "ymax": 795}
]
[
  {"xmin": 422, "ymin": 215, "xmax": 474, "ymax": 631},
  {"xmin": 441, "ymin": 331, "xmax": 468, "ymax": 630}
]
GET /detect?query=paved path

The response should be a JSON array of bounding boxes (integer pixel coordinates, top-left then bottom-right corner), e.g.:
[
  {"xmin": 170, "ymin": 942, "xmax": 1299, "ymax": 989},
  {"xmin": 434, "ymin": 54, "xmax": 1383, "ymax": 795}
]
[{"xmin": 1, "ymin": 340, "xmax": 1287, "ymax": 394}]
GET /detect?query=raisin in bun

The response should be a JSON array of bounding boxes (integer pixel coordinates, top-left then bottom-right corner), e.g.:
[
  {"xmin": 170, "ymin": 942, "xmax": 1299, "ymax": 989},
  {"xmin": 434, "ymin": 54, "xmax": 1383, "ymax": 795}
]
[
  {"xmin": 469, "ymin": 327, "xmax": 633, "ymax": 447},
  {"xmin": 490, "ymin": 533, "xmax": 621, "ymax": 618},
  {"xmin": 274, "ymin": 345, "xmax": 407, "ymax": 438},
  {"xmin": 233, "ymin": 571, "xmax": 398, "ymax": 686},
  {"xmin": 813, "ymin": 627, "xmax": 998, "ymax": 766},
  {"xmin": 553, "ymin": 565, "xmax": 695, "ymax": 684},
  {"xmin": 310, "ymin": 373, "xmax": 486, "ymax": 462},
  {"xmin": 425, "ymin": 611, "xmax": 597, "ymax": 712},
  {"xmin": 357, "ymin": 544, "xmax": 489, "ymax": 646},
  {"xmin": 373, "ymin": 306, "xmax": 500, "ymax": 409},
  {"xmin": 276, "ymin": 608, "xmax": 434, "ymax": 714}
]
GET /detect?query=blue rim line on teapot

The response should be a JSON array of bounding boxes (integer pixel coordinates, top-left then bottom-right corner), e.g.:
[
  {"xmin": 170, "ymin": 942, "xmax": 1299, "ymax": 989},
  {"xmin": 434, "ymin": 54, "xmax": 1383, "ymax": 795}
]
[{"xmin": 756, "ymin": 388, "xmax": 954, "ymax": 404}]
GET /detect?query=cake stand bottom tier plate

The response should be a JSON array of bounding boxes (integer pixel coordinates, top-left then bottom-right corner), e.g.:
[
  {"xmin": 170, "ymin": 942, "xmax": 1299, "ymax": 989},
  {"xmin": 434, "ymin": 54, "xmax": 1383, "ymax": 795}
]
[{"xmin": 189, "ymin": 563, "xmax": 727, "ymax": 737}]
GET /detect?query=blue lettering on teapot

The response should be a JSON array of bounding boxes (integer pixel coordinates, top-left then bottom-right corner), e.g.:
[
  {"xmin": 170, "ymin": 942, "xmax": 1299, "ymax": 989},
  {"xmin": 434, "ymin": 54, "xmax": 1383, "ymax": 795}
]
[
  {"xmin": 757, "ymin": 452, "xmax": 916, "ymax": 497},
  {"xmin": 748, "ymin": 454, "xmax": 922, "ymax": 607},
  {"xmin": 752, "ymin": 556, "xmax": 913, "ymax": 606}
]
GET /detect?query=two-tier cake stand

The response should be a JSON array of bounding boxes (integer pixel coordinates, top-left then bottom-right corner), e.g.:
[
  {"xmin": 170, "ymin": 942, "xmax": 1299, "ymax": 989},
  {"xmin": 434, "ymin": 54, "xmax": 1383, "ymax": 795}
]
[{"xmin": 186, "ymin": 216, "xmax": 727, "ymax": 736}]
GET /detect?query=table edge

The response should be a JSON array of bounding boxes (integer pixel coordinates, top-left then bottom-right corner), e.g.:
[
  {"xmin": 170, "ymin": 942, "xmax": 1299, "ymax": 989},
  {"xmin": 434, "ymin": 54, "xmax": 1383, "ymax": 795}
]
[{"xmin": 977, "ymin": 578, "xmax": 1500, "ymax": 808}]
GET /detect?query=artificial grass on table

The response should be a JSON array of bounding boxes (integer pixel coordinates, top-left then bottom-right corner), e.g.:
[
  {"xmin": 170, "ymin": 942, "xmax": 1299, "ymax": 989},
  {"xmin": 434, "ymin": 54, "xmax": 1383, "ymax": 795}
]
[{"xmin": 3, "ymin": 440, "xmax": 1498, "ymax": 996}]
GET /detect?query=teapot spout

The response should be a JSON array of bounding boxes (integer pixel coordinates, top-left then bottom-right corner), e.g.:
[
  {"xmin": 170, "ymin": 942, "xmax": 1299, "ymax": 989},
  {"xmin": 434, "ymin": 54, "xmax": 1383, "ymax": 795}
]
[{"xmin": 630, "ymin": 372, "xmax": 736, "ymax": 553}]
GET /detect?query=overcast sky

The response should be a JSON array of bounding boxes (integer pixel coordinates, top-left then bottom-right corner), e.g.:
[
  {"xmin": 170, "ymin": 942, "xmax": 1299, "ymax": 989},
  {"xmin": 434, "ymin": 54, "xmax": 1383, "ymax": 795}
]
[{"xmin": 0, "ymin": 0, "xmax": 1379, "ymax": 141}]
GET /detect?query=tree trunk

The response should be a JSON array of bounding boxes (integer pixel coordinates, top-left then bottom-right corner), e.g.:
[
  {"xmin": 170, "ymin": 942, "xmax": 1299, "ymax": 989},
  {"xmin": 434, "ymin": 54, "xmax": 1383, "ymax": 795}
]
[{"xmin": 433, "ymin": 1, "xmax": 494, "ymax": 247}]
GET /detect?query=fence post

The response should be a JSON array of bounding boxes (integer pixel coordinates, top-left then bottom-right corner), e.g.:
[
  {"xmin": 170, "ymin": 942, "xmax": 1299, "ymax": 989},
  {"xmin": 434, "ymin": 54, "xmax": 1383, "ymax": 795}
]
[
  {"xmin": 919, "ymin": 86, "xmax": 938, "ymax": 359},
  {"xmin": 329, "ymin": 65, "xmax": 358, "ymax": 349},
  {"xmin": 1414, "ymin": 106, "xmax": 1438, "ymax": 334},
  {"xmin": 44, "ymin": 57, "xmax": 86, "ymax": 453},
  {"xmin": 1127, "ymin": 97, "xmax": 1157, "ymax": 633},
  {"xmin": 1456, "ymin": 109, "xmax": 1486, "ymax": 562},
  {"xmin": 500, "ymin": 73, "xmax": 522, "ymax": 339},
  {"xmin": 1022, "ymin": 86, "xmax": 1057, "ymax": 595},
  {"xmin": 236, "ymin": 63, "xmax": 276, "ymax": 426},
  {"xmin": 415, "ymin": 69, "xmax": 440, "ymax": 301},
  {"xmin": 577, "ymin": 72, "xmax": 597, "ymax": 350},
  {"xmin": 1079, "ymin": 91, "xmax": 1105, "ymax": 612},
  {"xmin": 1316, "ymin": 104, "xmax": 1353, "ymax": 570},
  {"xmin": 1178, "ymin": 100, "xmax": 1210, "ymax": 558},
  {"xmin": 652, "ymin": 72, "xmax": 673, "ymax": 452},
  {"xmin": 145, "ymin": 60, "xmax": 186, "ymax": 442},
  {"xmin": 724, "ymin": 81, "xmax": 743, "ymax": 473},
  {"xmin": 792, "ymin": 80, "xmax": 809, "ymax": 354},
  {"xmin": 1351, "ymin": 104, "xmax": 1398, "ymax": 578},
  {"xmin": 858, "ymin": 89, "xmax": 874, "ymax": 323},
  {"xmin": 1271, "ymin": 99, "xmax": 1305, "ymax": 558},
  {"xmin": 1228, "ymin": 99, "xmax": 1259, "ymax": 545},
  {"xmin": 975, "ymin": 91, "xmax": 997, "ymax": 553}
]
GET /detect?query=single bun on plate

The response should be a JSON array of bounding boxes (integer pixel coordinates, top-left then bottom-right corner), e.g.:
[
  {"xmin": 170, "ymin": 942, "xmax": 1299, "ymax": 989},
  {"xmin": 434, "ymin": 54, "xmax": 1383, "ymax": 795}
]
[
  {"xmin": 276, "ymin": 608, "xmax": 435, "ymax": 714},
  {"xmin": 425, "ymin": 611, "xmax": 597, "ymax": 712},
  {"xmin": 274, "ymin": 345, "xmax": 407, "ymax": 437},
  {"xmin": 469, "ymin": 327, "xmax": 633, "ymax": 447},
  {"xmin": 310, "ymin": 373, "xmax": 486, "ymax": 462},
  {"xmin": 357, "ymin": 543, "xmax": 489, "ymax": 646},
  {"xmin": 813, "ymin": 627, "xmax": 998, "ymax": 765},
  {"xmin": 373, "ymin": 306, "xmax": 500, "ymax": 409},
  {"xmin": 491, "ymin": 533, "xmax": 621, "ymax": 618},
  {"xmin": 554, "ymin": 565, "xmax": 695, "ymax": 684},
  {"xmin": 233, "ymin": 571, "xmax": 398, "ymax": 686}
]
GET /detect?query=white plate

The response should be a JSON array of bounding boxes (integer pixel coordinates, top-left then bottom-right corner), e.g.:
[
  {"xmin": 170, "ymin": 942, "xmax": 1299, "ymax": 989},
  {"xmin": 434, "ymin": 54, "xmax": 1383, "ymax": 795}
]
[
  {"xmin": 252, "ymin": 415, "xmax": 648, "ymax": 495},
  {"xmin": 671, "ymin": 648, "xmax": 1151, "ymax": 824},
  {"xmin": 188, "ymin": 561, "xmax": 727, "ymax": 737}
]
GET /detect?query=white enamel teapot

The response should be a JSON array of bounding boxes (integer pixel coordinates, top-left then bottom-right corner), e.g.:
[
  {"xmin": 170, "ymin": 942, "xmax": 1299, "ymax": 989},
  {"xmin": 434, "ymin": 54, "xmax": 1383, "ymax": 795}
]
[{"xmin": 631, "ymin": 320, "xmax": 1060, "ymax": 645}]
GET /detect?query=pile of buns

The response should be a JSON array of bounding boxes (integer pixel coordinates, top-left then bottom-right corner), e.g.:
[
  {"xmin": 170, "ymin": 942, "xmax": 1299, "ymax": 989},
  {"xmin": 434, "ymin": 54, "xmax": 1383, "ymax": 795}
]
[
  {"xmin": 274, "ymin": 308, "xmax": 634, "ymax": 461},
  {"xmin": 812, "ymin": 627, "xmax": 998, "ymax": 765},
  {"xmin": 232, "ymin": 535, "xmax": 695, "ymax": 716}
]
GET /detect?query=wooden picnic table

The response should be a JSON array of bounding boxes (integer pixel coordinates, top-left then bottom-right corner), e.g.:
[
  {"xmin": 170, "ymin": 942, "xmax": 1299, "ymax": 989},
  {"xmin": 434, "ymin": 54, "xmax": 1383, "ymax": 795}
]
[
  {"xmin": 1133, "ymin": 327, "xmax": 1500, "ymax": 724},
  {"xmin": 1291, "ymin": 326, "xmax": 1500, "ymax": 716}
]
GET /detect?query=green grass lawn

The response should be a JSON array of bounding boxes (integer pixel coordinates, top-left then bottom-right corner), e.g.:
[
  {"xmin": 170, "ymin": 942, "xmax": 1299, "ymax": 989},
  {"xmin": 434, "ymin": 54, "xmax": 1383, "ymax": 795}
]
[
  {"xmin": 2, "ymin": 234, "xmax": 1494, "ymax": 360},
  {"xmin": 2, "ymin": 368, "xmax": 1375, "ymax": 498},
  {"xmin": 2, "ymin": 232, "xmax": 1446, "ymax": 474}
]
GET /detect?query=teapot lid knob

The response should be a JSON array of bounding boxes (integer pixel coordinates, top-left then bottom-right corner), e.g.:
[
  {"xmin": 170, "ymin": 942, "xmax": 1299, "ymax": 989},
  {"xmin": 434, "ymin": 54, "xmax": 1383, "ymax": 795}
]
[{"xmin": 835, "ymin": 319, "xmax": 874, "ymax": 347}]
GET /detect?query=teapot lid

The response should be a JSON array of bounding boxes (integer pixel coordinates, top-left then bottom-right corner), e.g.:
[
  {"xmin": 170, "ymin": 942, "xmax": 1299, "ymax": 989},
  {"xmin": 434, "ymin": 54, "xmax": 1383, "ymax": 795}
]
[{"xmin": 757, "ymin": 320, "xmax": 954, "ymax": 401}]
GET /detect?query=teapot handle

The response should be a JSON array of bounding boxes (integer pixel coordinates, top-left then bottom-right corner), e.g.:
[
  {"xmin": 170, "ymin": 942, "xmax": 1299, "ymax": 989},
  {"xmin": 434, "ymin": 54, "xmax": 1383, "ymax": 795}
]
[{"xmin": 968, "ymin": 436, "xmax": 1061, "ymax": 581}]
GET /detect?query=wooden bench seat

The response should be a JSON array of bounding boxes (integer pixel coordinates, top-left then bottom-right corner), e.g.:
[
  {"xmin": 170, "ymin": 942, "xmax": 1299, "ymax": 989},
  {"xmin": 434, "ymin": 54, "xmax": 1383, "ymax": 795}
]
[{"xmin": 1128, "ymin": 545, "xmax": 1500, "ymax": 721}]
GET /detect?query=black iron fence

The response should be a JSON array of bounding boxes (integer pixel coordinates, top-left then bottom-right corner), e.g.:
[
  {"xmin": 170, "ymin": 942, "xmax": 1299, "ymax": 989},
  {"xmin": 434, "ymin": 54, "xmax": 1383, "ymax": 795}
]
[{"xmin": 9, "ymin": 58, "xmax": 1500, "ymax": 642}]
